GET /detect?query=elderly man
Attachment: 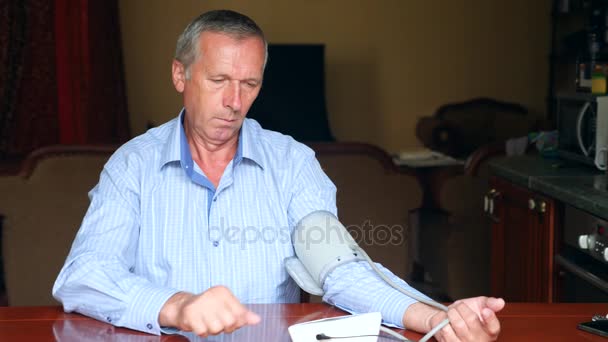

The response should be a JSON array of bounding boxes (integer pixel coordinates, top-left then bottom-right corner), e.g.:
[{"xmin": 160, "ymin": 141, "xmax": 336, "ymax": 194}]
[{"xmin": 53, "ymin": 9, "xmax": 504, "ymax": 341}]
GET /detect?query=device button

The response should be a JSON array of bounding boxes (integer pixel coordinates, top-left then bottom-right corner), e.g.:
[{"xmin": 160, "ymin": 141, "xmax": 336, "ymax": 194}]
[{"xmin": 579, "ymin": 235, "xmax": 589, "ymax": 249}]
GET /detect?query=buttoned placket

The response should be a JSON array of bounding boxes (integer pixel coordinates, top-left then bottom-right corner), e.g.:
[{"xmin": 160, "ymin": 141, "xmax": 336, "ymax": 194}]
[{"xmin": 208, "ymin": 160, "xmax": 236, "ymax": 249}]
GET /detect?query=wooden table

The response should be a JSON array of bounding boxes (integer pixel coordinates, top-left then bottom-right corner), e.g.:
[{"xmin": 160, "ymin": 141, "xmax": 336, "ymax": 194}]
[{"xmin": 0, "ymin": 303, "xmax": 606, "ymax": 341}]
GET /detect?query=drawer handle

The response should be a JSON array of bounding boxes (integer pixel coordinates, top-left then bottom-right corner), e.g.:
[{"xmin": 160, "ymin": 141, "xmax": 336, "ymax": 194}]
[{"xmin": 528, "ymin": 198, "xmax": 536, "ymax": 210}]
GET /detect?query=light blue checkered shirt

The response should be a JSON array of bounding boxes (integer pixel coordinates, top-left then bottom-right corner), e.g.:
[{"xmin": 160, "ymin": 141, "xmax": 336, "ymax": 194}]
[{"xmin": 53, "ymin": 110, "xmax": 429, "ymax": 335}]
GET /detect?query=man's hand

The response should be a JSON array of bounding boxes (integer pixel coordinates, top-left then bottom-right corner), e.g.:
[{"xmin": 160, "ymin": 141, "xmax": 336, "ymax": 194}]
[
  {"xmin": 426, "ymin": 296, "xmax": 505, "ymax": 342},
  {"xmin": 159, "ymin": 286, "xmax": 261, "ymax": 336}
]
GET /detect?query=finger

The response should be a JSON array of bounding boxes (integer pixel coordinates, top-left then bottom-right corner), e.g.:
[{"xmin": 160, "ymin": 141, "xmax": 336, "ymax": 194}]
[
  {"xmin": 191, "ymin": 322, "xmax": 208, "ymax": 337},
  {"xmin": 427, "ymin": 311, "xmax": 447, "ymax": 340},
  {"xmin": 205, "ymin": 318, "xmax": 225, "ymax": 335},
  {"xmin": 223, "ymin": 300, "xmax": 245, "ymax": 327},
  {"xmin": 486, "ymin": 297, "xmax": 505, "ymax": 312},
  {"xmin": 448, "ymin": 300, "xmax": 461, "ymax": 310},
  {"xmin": 438, "ymin": 322, "xmax": 460, "ymax": 342},
  {"xmin": 455, "ymin": 302, "xmax": 483, "ymax": 328},
  {"xmin": 481, "ymin": 308, "xmax": 501, "ymax": 337},
  {"xmin": 205, "ymin": 300, "xmax": 232, "ymax": 336},
  {"xmin": 218, "ymin": 307, "xmax": 239, "ymax": 334},
  {"xmin": 448, "ymin": 305, "xmax": 475, "ymax": 341}
]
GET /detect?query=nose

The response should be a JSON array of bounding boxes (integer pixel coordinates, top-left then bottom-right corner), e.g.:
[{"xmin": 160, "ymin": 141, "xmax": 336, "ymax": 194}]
[{"xmin": 223, "ymin": 81, "xmax": 242, "ymax": 113}]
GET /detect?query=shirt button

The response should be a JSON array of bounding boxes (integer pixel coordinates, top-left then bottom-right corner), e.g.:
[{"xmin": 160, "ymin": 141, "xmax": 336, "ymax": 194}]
[
  {"xmin": 146, "ymin": 323, "xmax": 153, "ymax": 330},
  {"xmin": 213, "ymin": 197, "xmax": 217, "ymax": 202},
  {"xmin": 213, "ymin": 241, "xmax": 219, "ymax": 247}
]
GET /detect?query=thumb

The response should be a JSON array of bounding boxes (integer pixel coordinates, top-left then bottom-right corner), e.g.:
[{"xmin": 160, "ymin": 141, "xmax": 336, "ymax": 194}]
[{"xmin": 245, "ymin": 311, "xmax": 261, "ymax": 325}]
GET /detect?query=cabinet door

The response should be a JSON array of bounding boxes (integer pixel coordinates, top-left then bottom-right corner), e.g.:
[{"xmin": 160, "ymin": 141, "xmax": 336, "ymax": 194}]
[{"xmin": 489, "ymin": 177, "xmax": 556, "ymax": 302}]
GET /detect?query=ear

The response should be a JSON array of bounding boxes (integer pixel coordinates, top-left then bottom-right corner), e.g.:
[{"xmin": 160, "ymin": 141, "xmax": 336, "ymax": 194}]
[{"xmin": 172, "ymin": 59, "xmax": 186, "ymax": 93}]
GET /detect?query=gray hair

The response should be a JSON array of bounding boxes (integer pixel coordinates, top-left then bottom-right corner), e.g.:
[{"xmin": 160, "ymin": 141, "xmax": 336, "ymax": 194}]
[{"xmin": 175, "ymin": 9, "xmax": 268, "ymax": 79}]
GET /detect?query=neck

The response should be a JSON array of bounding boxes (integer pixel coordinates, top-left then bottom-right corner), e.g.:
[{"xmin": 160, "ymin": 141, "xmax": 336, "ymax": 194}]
[{"xmin": 184, "ymin": 122, "xmax": 238, "ymax": 170}]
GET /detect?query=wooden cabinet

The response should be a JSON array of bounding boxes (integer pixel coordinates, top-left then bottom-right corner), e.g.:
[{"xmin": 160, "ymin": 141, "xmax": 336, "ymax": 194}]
[{"xmin": 487, "ymin": 176, "xmax": 558, "ymax": 302}]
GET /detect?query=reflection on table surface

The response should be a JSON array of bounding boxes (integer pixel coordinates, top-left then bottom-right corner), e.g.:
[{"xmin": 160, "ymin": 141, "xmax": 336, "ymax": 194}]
[
  {"xmin": 1, "ymin": 303, "xmax": 608, "ymax": 341},
  {"xmin": 50, "ymin": 304, "xmax": 350, "ymax": 342}
]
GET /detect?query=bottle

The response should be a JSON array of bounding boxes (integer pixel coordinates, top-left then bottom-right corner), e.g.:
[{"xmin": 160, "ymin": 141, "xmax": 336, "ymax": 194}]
[
  {"xmin": 592, "ymin": 64, "xmax": 607, "ymax": 94},
  {"xmin": 589, "ymin": 31, "xmax": 600, "ymax": 71},
  {"xmin": 579, "ymin": 63, "xmax": 592, "ymax": 92}
]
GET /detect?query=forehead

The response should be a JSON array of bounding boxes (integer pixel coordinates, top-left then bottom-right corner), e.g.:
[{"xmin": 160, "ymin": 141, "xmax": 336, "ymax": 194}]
[{"xmin": 196, "ymin": 31, "xmax": 265, "ymax": 74}]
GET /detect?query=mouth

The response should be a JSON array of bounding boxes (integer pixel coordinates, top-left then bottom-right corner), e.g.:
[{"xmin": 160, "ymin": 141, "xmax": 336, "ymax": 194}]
[
  {"xmin": 217, "ymin": 117, "xmax": 238, "ymax": 123},
  {"xmin": 214, "ymin": 117, "xmax": 240, "ymax": 128}
]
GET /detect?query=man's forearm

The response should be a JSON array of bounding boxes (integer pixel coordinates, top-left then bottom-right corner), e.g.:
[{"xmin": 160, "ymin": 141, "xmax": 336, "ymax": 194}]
[{"xmin": 402, "ymin": 302, "xmax": 441, "ymax": 333}]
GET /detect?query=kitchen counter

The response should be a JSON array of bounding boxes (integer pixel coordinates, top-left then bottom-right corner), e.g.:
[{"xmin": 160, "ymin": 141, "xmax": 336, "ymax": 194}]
[{"xmin": 489, "ymin": 155, "xmax": 608, "ymax": 220}]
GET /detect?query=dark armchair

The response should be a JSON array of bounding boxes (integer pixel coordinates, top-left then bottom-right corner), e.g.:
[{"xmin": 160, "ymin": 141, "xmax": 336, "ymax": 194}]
[
  {"xmin": 414, "ymin": 98, "xmax": 540, "ymax": 299},
  {"xmin": 416, "ymin": 97, "xmax": 536, "ymax": 159}
]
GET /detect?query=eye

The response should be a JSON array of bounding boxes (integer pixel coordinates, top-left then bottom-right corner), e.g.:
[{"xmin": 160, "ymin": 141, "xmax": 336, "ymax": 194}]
[{"xmin": 245, "ymin": 81, "xmax": 259, "ymax": 88}]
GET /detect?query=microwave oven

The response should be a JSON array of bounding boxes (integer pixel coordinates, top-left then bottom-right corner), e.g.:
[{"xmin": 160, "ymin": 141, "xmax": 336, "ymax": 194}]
[{"xmin": 556, "ymin": 93, "xmax": 608, "ymax": 170}]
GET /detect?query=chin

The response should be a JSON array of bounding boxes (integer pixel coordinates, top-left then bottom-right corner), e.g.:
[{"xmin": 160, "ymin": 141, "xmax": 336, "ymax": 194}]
[{"xmin": 211, "ymin": 127, "xmax": 239, "ymax": 141}]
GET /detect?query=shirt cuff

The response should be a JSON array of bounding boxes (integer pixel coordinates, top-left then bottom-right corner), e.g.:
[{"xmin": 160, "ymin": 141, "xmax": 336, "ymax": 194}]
[
  {"xmin": 122, "ymin": 283, "xmax": 180, "ymax": 335},
  {"xmin": 373, "ymin": 288, "xmax": 414, "ymax": 328}
]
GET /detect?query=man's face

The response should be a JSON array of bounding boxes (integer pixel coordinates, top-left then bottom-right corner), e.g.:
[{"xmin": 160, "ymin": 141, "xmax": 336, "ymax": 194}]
[{"xmin": 172, "ymin": 31, "xmax": 265, "ymax": 145}]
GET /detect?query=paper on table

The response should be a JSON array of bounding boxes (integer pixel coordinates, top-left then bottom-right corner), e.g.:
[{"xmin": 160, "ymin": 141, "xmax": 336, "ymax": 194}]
[
  {"xmin": 393, "ymin": 149, "xmax": 464, "ymax": 167},
  {"xmin": 288, "ymin": 312, "xmax": 381, "ymax": 342},
  {"xmin": 396, "ymin": 148, "xmax": 440, "ymax": 160}
]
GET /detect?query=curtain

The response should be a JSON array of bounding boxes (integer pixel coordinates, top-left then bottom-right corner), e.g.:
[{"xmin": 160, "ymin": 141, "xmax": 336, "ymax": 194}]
[{"xmin": 0, "ymin": 0, "xmax": 129, "ymax": 160}]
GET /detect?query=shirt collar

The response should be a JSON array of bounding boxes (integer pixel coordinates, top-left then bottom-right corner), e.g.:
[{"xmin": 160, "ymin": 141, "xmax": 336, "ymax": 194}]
[
  {"xmin": 159, "ymin": 108, "xmax": 265, "ymax": 170},
  {"xmin": 240, "ymin": 118, "xmax": 265, "ymax": 169},
  {"xmin": 159, "ymin": 110, "xmax": 183, "ymax": 169}
]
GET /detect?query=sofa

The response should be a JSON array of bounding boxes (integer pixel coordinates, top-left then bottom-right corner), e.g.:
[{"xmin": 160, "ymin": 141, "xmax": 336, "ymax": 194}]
[
  {"xmin": 0, "ymin": 142, "xmax": 423, "ymax": 306},
  {"xmin": 0, "ymin": 145, "xmax": 116, "ymax": 306}
]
